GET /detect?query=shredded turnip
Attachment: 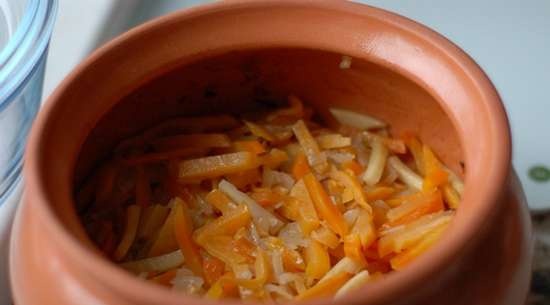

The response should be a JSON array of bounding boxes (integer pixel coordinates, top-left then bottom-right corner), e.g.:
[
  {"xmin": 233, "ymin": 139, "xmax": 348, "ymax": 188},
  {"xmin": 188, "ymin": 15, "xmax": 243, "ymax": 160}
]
[
  {"xmin": 319, "ymin": 257, "xmax": 362, "ymax": 284},
  {"xmin": 343, "ymin": 208, "xmax": 360, "ymax": 228},
  {"xmin": 121, "ymin": 250, "xmax": 184, "ymax": 273},
  {"xmin": 270, "ymin": 250, "xmax": 285, "ymax": 283},
  {"xmin": 316, "ymin": 134, "xmax": 351, "ymax": 149},
  {"xmin": 219, "ymin": 179, "xmax": 284, "ymax": 234},
  {"xmin": 326, "ymin": 151, "xmax": 355, "ymax": 164},
  {"xmin": 266, "ymin": 284, "xmax": 295, "ymax": 300},
  {"xmin": 444, "ymin": 166, "xmax": 464, "ymax": 195},
  {"xmin": 363, "ymin": 137, "xmax": 388, "ymax": 186},
  {"xmin": 233, "ymin": 264, "xmax": 253, "ymax": 280},
  {"xmin": 334, "ymin": 270, "xmax": 370, "ymax": 299},
  {"xmin": 329, "ymin": 108, "xmax": 386, "ymax": 130},
  {"xmin": 171, "ymin": 267, "xmax": 204, "ymax": 295},
  {"xmin": 280, "ymin": 273, "xmax": 306, "ymax": 294},
  {"xmin": 292, "ymin": 120, "xmax": 328, "ymax": 173},
  {"xmin": 278, "ymin": 222, "xmax": 308, "ymax": 250},
  {"xmin": 311, "ymin": 226, "xmax": 340, "ymax": 249},
  {"xmin": 387, "ymin": 156, "xmax": 423, "ymax": 190},
  {"xmin": 263, "ymin": 168, "xmax": 295, "ymax": 190}
]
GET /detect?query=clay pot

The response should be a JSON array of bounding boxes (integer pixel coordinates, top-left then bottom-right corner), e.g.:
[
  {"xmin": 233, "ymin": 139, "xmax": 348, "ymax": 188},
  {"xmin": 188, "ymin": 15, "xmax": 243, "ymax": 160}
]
[{"xmin": 10, "ymin": 1, "xmax": 532, "ymax": 305}]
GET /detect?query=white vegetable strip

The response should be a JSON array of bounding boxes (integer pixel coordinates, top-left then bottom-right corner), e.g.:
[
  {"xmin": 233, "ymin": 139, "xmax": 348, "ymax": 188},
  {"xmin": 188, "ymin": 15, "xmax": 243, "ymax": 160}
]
[
  {"xmin": 171, "ymin": 267, "xmax": 204, "ymax": 295},
  {"xmin": 387, "ymin": 156, "xmax": 423, "ymax": 190},
  {"xmin": 316, "ymin": 134, "xmax": 352, "ymax": 149},
  {"xmin": 263, "ymin": 168, "xmax": 295, "ymax": 190},
  {"xmin": 334, "ymin": 270, "xmax": 370, "ymax": 299},
  {"xmin": 444, "ymin": 166, "xmax": 464, "ymax": 195},
  {"xmin": 362, "ymin": 137, "xmax": 388, "ymax": 186},
  {"xmin": 121, "ymin": 250, "xmax": 184, "ymax": 273},
  {"xmin": 318, "ymin": 257, "xmax": 362, "ymax": 284},
  {"xmin": 329, "ymin": 108, "xmax": 386, "ymax": 130},
  {"xmin": 219, "ymin": 179, "xmax": 284, "ymax": 234},
  {"xmin": 292, "ymin": 120, "xmax": 328, "ymax": 173}
]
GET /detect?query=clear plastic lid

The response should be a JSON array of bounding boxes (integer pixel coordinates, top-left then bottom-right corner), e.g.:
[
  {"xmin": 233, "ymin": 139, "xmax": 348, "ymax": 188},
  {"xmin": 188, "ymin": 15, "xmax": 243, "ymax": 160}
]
[{"xmin": 0, "ymin": 0, "xmax": 57, "ymax": 203}]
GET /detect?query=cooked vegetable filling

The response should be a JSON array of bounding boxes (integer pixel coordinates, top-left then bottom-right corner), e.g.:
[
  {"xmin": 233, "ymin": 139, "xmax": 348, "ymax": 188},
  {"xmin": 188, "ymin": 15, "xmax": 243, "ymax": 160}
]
[{"xmin": 78, "ymin": 96, "xmax": 463, "ymax": 302}]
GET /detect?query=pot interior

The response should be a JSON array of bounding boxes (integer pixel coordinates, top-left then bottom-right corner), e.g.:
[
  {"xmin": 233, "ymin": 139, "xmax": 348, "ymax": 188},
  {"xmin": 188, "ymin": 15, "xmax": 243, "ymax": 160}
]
[{"xmin": 74, "ymin": 48, "xmax": 463, "ymax": 193}]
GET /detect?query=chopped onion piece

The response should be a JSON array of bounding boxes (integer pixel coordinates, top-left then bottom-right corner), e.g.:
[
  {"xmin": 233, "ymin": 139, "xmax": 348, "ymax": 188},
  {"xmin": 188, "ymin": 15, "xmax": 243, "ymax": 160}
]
[
  {"xmin": 334, "ymin": 270, "xmax": 370, "ymax": 299},
  {"xmin": 292, "ymin": 120, "xmax": 328, "ymax": 173},
  {"xmin": 339, "ymin": 55, "xmax": 352, "ymax": 69},
  {"xmin": 329, "ymin": 108, "xmax": 386, "ymax": 130},
  {"xmin": 121, "ymin": 250, "xmax": 184, "ymax": 273},
  {"xmin": 316, "ymin": 134, "xmax": 352, "ymax": 149},
  {"xmin": 362, "ymin": 137, "xmax": 388, "ymax": 186},
  {"xmin": 343, "ymin": 208, "xmax": 360, "ymax": 228},
  {"xmin": 444, "ymin": 166, "xmax": 465, "ymax": 195},
  {"xmin": 326, "ymin": 151, "xmax": 355, "ymax": 164},
  {"xmin": 318, "ymin": 257, "xmax": 362, "ymax": 284},
  {"xmin": 387, "ymin": 156, "xmax": 423, "ymax": 190},
  {"xmin": 171, "ymin": 267, "xmax": 204, "ymax": 295},
  {"xmin": 270, "ymin": 250, "xmax": 285, "ymax": 283},
  {"xmin": 219, "ymin": 179, "xmax": 284, "ymax": 234},
  {"xmin": 278, "ymin": 222, "xmax": 308, "ymax": 250},
  {"xmin": 265, "ymin": 284, "xmax": 294, "ymax": 300},
  {"xmin": 233, "ymin": 264, "xmax": 253, "ymax": 280},
  {"xmin": 263, "ymin": 168, "xmax": 295, "ymax": 190}
]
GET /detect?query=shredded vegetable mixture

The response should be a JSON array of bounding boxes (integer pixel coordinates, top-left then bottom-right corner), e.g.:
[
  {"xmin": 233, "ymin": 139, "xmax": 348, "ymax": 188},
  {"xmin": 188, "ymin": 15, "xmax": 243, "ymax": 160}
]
[{"xmin": 78, "ymin": 96, "xmax": 463, "ymax": 302}]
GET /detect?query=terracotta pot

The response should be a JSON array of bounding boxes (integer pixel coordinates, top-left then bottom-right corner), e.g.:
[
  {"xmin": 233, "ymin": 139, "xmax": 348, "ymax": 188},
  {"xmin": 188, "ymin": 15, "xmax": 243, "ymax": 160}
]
[{"xmin": 10, "ymin": 1, "xmax": 533, "ymax": 305}]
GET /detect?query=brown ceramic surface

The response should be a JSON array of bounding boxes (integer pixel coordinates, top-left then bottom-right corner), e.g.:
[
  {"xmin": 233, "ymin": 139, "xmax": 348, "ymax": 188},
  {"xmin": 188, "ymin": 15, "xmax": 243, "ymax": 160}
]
[{"xmin": 10, "ymin": 1, "xmax": 532, "ymax": 305}]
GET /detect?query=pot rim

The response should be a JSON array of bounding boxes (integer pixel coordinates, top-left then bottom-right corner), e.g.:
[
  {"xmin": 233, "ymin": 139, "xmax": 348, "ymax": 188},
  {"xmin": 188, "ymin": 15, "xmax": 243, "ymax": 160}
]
[{"xmin": 21, "ymin": 1, "xmax": 511, "ymax": 305}]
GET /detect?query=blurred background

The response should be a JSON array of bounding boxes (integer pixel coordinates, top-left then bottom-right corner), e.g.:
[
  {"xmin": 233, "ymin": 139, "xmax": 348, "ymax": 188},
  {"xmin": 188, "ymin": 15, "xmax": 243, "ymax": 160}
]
[{"xmin": 10, "ymin": 0, "xmax": 550, "ymax": 303}]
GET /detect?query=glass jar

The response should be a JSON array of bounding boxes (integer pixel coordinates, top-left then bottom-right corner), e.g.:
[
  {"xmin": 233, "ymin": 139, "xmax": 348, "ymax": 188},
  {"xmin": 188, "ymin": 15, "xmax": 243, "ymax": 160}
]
[{"xmin": 0, "ymin": 0, "xmax": 57, "ymax": 302}]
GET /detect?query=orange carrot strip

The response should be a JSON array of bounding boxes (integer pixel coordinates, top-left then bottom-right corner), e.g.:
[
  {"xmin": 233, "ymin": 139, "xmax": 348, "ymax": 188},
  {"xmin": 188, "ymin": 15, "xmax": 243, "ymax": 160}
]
[
  {"xmin": 194, "ymin": 205, "xmax": 251, "ymax": 243},
  {"xmin": 303, "ymin": 173, "xmax": 348, "ymax": 237},
  {"xmin": 148, "ymin": 206, "xmax": 179, "ymax": 257},
  {"xmin": 282, "ymin": 248, "xmax": 305, "ymax": 272},
  {"xmin": 443, "ymin": 184, "xmax": 460, "ymax": 209},
  {"xmin": 402, "ymin": 133, "xmax": 424, "ymax": 174},
  {"xmin": 289, "ymin": 179, "xmax": 320, "ymax": 234},
  {"xmin": 233, "ymin": 140, "xmax": 266, "ymax": 155},
  {"xmin": 422, "ymin": 145, "xmax": 448, "ymax": 191},
  {"xmin": 365, "ymin": 186, "xmax": 396, "ymax": 202},
  {"xmin": 236, "ymin": 250, "xmax": 271, "ymax": 289},
  {"xmin": 305, "ymin": 240, "xmax": 331, "ymax": 282},
  {"xmin": 113, "ymin": 205, "xmax": 141, "ymax": 261},
  {"xmin": 225, "ymin": 168, "xmax": 261, "ymax": 190},
  {"xmin": 173, "ymin": 198, "xmax": 203, "ymax": 276},
  {"xmin": 232, "ymin": 237, "xmax": 257, "ymax": 263},
  {"xmin": 203, "ymin": 256, "xmax": 226, "ymax": 286},
  {"xmin": 250, "ymin": 187, "xmax": 283, "ymax": 207},
  {"xmin": 291, "ymin": 153, "xmax": 311, "ymax": 180},
  {"xmin": 344, "ymin": 234, "xmax": 367, "ymax": 266},
  {"xmin": 292, "ymin": 120, "xmax": 328, "ymax": 173},
  {"xmin": 390, "ymin": 223, "xmax": 447, "ymax": 270},
  {"xmin": 296, "ymin": 272, "xmax": 352, "ymax": 301},
  {"xmin": 261, "ymin": 148, "xmax": 289, "ymax": 169},
  {"xmin": 205, "ymin": 189, "xmax": 235, "ymax": 214},
  {"xmin": 341, "ymin": 159, "xmax": 363, "ymax": 176},
  {"xmin": 385, "ymin": 191, "xmax": 444, "ymax": 227}
]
